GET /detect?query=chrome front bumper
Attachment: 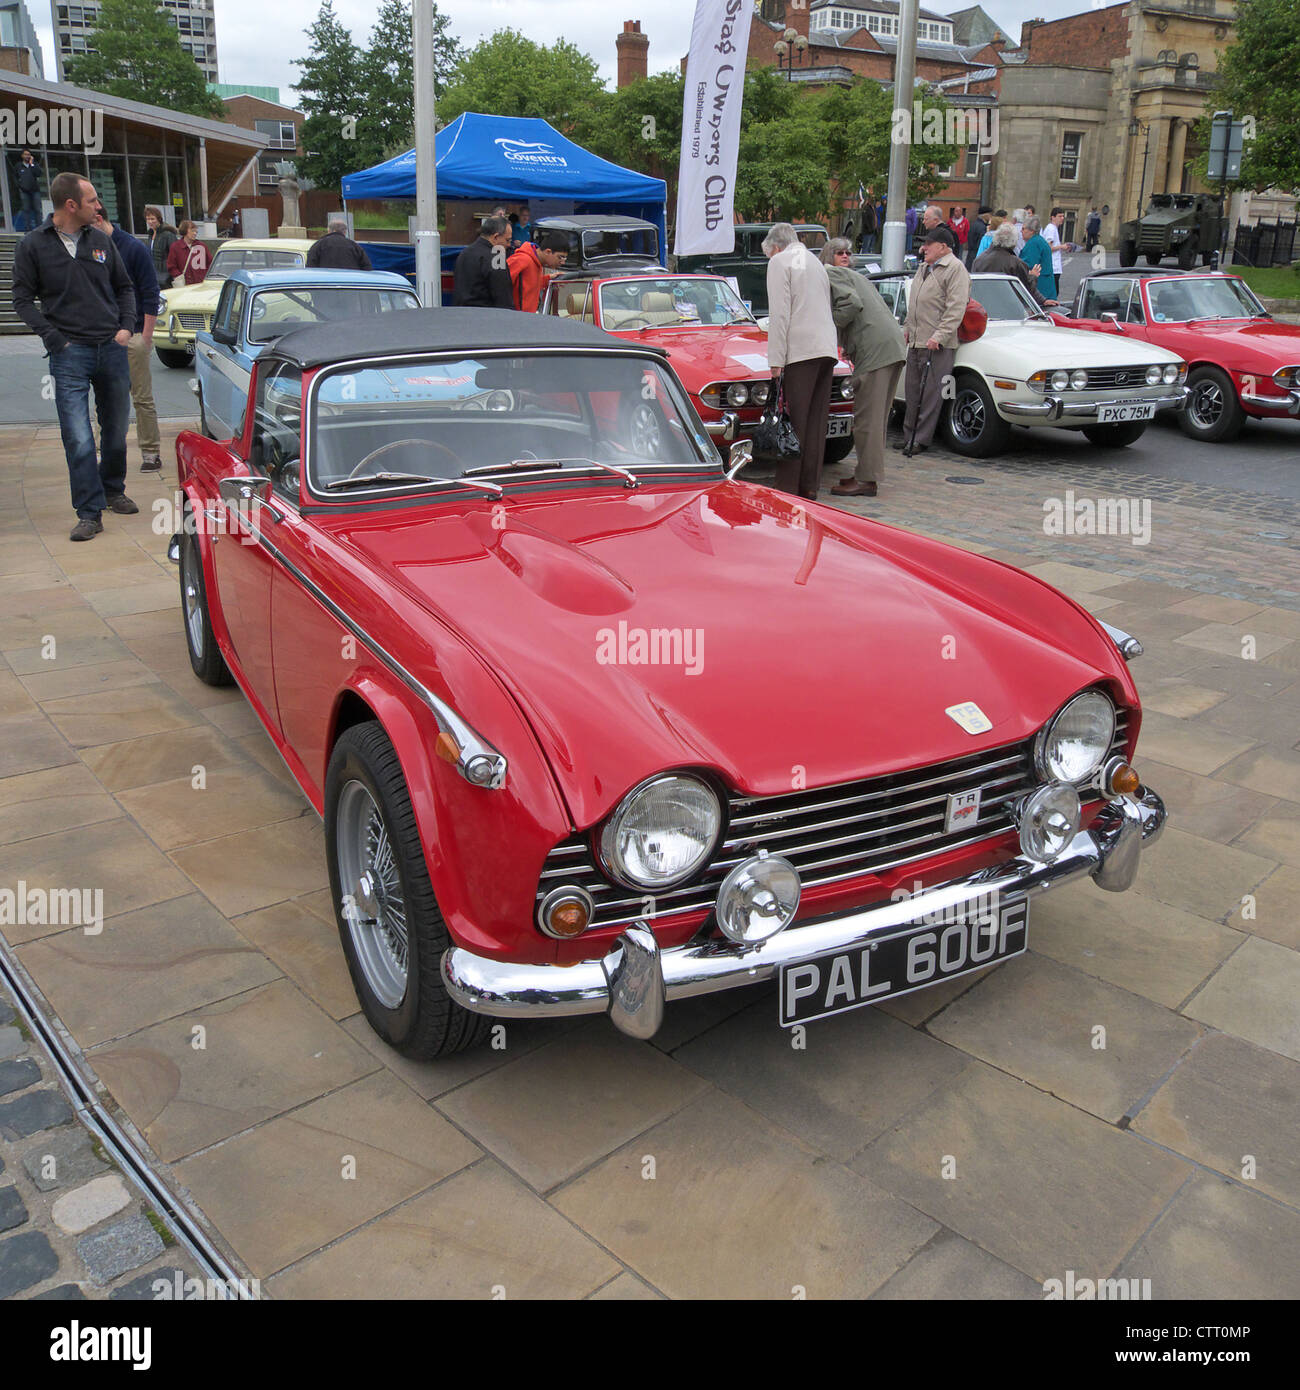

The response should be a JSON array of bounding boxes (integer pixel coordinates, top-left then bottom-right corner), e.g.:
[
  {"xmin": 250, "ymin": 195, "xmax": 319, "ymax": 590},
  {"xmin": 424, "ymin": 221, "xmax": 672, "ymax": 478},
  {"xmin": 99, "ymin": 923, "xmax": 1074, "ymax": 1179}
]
[
  {"xmin": 1000, "ymin": 388, "xmax": 1188, "ymax": 422},
  {"xmin": 1240, "ymin": 386, "xmax": 1300, "ymax": 416},
  {"xmin": 443, "ymin": 787, "xmax": 1166, "ymax": 1040}
]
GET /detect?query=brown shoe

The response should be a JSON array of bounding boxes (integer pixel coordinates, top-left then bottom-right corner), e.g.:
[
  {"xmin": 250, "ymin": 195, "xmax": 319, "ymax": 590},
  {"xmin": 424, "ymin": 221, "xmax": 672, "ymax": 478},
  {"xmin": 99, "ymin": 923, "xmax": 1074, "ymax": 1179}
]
[{"xmin": 831, "ymin": 480, "xmax": 877, "ymax": 497}]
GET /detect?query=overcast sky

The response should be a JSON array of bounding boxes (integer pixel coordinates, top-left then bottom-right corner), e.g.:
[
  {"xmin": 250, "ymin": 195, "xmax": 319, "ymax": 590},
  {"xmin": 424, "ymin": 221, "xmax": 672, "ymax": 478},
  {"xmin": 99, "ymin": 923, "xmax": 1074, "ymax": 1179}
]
[{"xmin": 32, "ymin": 0, "xmax": 1106, "ymax": 96}]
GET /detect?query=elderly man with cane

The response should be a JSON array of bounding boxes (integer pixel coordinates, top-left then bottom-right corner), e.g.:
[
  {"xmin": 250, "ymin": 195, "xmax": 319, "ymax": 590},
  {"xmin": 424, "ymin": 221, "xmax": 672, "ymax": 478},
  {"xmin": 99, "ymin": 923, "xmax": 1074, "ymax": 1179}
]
[
  {"xmin": 902, "ymin": 229, "xmax": 970, "ymax": 456},
  {"xmin": 821, "ymin": 239, "xmax": 905, "ymax": 498}
]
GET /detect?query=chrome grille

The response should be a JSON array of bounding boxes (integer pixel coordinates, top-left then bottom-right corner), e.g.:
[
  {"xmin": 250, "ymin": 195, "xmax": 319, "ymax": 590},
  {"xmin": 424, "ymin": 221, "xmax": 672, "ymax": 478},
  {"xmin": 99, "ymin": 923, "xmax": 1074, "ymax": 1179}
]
[
  {"xmin": 538, "ymin": 713, "xmax": 1131, "ymax": 931},
  {"xmin": 1082, "ymin": 367, "xmax": 1161, "ymax": 390},
  {"xmin": 175, "ymin": 313, "xmax": 209, "ymax": 331}
]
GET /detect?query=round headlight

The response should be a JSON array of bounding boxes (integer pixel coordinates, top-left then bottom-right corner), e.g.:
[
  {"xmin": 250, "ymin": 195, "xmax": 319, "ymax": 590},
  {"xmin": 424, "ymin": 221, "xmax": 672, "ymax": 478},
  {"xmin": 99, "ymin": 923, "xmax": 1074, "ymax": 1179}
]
[
  {"xmin": 1070, "ymin": 369, "xmax": 1089, "ymax": 391},
  {"xmin": 838, "ymin": 377, "xmax": 856, "ymax": 399},
  {"xmin": 486, "ymin": 390, "xmax": 513, "ymax": 412},
  {"xmin": 1163, "ymin": 363, "xmax": 1179, "ymax": 384},
  {"xmin": 749, "ymin": 381, "xmax": 771, "ymax": 406},
  {"xmin": 1145, "ymin": 364, "xmax": 1163, "ymax": 385},
  {"xmin": 1050, "ymin": 370, "xmax": 1070, "ymax": 392},
  {"xmin": 599, "ymin": 774, "xmax": 723, "ymax": 890},
  {"xmin": 1036, "ymin": 690, "xmax": 1117, "ymax": 785},
  {"xmin": 725, "ymin": 383, "xmax": 749, "ymax": 407},
  {"xmin": 1018, "ymin": 783, "xmax": 1082, "ymax": 864},
  {"xmin": 716, "ymin": 852, "xmax": 801, "ymax": 944}
]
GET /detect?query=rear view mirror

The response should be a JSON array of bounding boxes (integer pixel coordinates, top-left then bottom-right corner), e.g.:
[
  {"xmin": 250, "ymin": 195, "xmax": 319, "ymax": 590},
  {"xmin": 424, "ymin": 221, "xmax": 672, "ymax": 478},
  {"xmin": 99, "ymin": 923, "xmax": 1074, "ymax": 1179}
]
[{"xmin": 212, "ymin": 325, "xmax": 237, "ymax": 347}]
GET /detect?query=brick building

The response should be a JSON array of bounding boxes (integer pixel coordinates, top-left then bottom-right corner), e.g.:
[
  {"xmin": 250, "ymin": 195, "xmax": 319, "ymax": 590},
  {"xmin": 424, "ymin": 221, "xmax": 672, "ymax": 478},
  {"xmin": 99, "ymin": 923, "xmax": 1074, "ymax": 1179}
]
[{"xmin": 214, "ymin": 92, "xmax": 334, "ymax": 233}]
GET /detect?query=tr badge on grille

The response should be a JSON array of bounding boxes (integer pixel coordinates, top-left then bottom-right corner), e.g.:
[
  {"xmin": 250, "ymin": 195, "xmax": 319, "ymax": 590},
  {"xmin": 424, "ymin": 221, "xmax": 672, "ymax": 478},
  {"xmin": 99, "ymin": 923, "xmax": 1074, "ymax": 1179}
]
[
  {"xmin": 944, "ymin": 788, "xmax": 982, "ymax": 834},
  {"xmin": 945, "ymin": 701, "xmax": 993, "ymax": 735}
]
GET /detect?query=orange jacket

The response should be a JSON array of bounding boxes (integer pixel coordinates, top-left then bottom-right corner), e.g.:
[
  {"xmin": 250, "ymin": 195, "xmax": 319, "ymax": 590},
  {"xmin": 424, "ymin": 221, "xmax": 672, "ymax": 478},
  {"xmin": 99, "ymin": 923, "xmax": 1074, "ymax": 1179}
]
[{"xmin": 508, "ymin": 242, "xmax": 545, "ymax": 313}]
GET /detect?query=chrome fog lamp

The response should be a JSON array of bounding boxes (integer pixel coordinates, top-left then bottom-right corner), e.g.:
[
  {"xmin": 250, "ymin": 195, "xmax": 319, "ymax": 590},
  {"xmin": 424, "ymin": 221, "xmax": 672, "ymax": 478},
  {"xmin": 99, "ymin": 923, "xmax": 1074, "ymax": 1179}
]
[
  {"xmin": 1145, "ymin": 364, "xmax": 1163, "ymax": 385},
  {"xmin": 749, "ymin": 381, "xmax": 771, "ymax": 406},
  {"xmin": 1163, "ymin": 363, "xmax": 1179, "ymax": 384},
  {"xmin": 1050, "ymin": 370, "xmax": 1070, "ymax": 391},
  {"xmin": 1035, "ymin": 689, "xmax": 1116, "ymax": 784},
  {"xmin": 725, "ymin": 383, "xmax": 749, "ymax": 407},
  {"xmin": 716, "ymin": 851, "xmax": 801, "ymax": 944},
  {"xmin": 1017, "ymin": 783, "xmax": 1082, "ymax": 864},
  {"xmin": 600, "ymin": 773, "xmax": 723, "ymax": 890},
  {"xmin": 1070, "ymin": 369, "xmax": 1088, "ymax": 390}
]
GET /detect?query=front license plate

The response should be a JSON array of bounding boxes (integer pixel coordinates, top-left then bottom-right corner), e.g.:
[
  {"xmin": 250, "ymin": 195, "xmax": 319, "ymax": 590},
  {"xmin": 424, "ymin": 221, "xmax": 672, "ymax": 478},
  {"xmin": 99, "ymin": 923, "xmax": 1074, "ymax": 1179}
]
[
  {"xmin": 1097, "ymin": 400, "xmax": 1156, "ymax": 424},
  {"xmin": 826, "ymin": 416, "xmax": 852, "ymax": 438},
  {"xmin": 779, "ymin": 898, "xmax": 1029, "ymax": 1027}
]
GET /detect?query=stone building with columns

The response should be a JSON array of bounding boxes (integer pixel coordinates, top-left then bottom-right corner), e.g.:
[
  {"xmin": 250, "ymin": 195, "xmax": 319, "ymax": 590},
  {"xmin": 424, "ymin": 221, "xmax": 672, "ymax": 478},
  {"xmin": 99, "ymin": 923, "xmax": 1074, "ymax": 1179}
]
[{"xmin": 993, "ymin": 0, "xmax": 1290, "ymax": 250}]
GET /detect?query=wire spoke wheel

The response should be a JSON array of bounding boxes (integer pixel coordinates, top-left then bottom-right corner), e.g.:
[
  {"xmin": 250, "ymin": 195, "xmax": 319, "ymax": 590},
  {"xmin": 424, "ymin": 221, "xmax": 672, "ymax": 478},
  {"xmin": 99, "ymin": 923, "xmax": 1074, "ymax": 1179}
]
[{"xmin": 336, "ymin": 780, "xmax": 408, "ymax": 1009}]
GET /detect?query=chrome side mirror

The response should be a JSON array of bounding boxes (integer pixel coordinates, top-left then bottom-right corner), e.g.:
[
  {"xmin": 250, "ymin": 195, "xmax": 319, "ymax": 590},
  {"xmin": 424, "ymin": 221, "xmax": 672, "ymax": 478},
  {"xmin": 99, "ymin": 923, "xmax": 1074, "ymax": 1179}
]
[
  {"xmin": 1100, "ymin": 312, "xmax": 1123, "ymax": 331},
  {"xmin": 725, "ymin": 438, "xmax": 753, "ymax": 479},
  {"xmin": 218, "ymin": 475, "xmax": 271, "ymax": 505}
]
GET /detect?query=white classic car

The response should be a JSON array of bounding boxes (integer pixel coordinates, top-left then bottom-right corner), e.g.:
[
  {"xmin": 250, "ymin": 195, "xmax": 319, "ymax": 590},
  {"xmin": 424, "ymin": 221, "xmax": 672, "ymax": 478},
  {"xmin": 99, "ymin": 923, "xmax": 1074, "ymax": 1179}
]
[{"xmin": 868, "ymin": 271, "xmax": 1190, "ymax": 456}]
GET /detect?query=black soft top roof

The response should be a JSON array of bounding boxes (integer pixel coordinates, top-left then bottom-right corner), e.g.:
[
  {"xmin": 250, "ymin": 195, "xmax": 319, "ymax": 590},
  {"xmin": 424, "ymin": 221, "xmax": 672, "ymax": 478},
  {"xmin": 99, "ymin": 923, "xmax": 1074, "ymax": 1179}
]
[{"xmin": 266, "ymin": 306, "xmax": 652, "ymax": 369}]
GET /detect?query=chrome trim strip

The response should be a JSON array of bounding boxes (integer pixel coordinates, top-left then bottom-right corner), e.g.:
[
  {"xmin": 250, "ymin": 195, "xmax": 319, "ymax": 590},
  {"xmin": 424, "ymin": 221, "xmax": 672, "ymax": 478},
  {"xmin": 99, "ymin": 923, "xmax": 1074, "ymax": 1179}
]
[
  {"xmin": 220, "ymin": 497, "xmax": 508, "ymax": 790},
  {"xmin": 1240, "ymin": 387, "xmax": 1300, "ymax": 415},
  {"xmin": 1001, "ymin": 390, "xmax": 1187, "ymax": 420},
  {"xmin": 445, "ymin": 789, "xmax": 1166, "ymax": 1030},
  {"xmin": 1099, "ymin": 620, "xmax": 1143, "ymax": 661}
]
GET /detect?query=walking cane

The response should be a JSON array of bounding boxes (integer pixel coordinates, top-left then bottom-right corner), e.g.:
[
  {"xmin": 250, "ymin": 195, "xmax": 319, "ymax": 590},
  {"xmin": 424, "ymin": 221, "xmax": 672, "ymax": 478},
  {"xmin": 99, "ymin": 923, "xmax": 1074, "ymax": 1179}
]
[{"xmin": 903, "ymin": 350, "xmax": 932, "ymax": 457}]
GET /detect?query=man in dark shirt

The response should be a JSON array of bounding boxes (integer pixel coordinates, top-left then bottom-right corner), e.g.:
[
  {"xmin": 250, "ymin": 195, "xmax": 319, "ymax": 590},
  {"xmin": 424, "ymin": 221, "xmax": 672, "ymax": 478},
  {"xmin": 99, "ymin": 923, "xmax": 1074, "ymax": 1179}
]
[
  {"xmin": 966, "ymin": 206, "xmax": 991, "ymax": 268},
  {"xmin": 16, "ymin": 151, "xmax": 42, "ymax": 230},
  {"xmin": 453, "ymin": 216, "xmax": 513, "ymax": 309},
  {"xmin": 12, "ymin": 172, "xmax": 137, "ymax": 541},
  {"xmin": 97, "ymin": 207, "xmax": 163, "ymax": 473},
  {"xmin": 306, "ymin": 218, "xmax": 373, "ymax": 270},
  {"xmin": 920, "ymin": 204, "xmax": 958, "ymax": 252}
]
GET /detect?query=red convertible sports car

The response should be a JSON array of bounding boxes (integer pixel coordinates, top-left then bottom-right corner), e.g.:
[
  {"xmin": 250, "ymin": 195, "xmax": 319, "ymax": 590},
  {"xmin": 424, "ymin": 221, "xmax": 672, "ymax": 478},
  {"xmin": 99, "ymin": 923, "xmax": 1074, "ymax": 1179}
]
[
  {"xmin": 172, "ymin": 308, "xmax": 1166, "ymax": 1056},
  {"xmin": 539, "ymin": 270, "xmax": 858, "ymax": 465},
  {"xmin": 1056, "ymin": 268, "xmax": 1300, "ymax": 441}
]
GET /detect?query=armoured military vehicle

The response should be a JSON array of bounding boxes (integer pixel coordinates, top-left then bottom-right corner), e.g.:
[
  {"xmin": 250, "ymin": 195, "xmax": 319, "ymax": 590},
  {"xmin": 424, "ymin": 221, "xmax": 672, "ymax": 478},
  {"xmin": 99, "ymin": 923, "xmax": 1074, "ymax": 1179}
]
[{"xmin": 1118, "ymin": 193, "xmax": 1223, "ymax": 270}]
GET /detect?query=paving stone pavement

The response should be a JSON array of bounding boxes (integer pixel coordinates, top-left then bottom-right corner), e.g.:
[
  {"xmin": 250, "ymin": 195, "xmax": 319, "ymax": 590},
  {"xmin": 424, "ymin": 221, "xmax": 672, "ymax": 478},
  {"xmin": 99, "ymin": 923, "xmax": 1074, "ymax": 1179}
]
[
  {"xmin": 0, "ymin": 419, "xmax": 1298, "ymax": 1300},
  {"xmin": 0, "ymin": 984, "xmax": 206, "ymax": 1299}
]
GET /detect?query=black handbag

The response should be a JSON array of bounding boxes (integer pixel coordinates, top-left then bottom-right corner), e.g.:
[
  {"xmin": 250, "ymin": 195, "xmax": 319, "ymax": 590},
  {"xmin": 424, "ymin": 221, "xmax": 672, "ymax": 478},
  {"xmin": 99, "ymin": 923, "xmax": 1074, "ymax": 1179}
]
[{"xmin": 751, "ymin": 378, "xmax": 801, "ymax": 462}]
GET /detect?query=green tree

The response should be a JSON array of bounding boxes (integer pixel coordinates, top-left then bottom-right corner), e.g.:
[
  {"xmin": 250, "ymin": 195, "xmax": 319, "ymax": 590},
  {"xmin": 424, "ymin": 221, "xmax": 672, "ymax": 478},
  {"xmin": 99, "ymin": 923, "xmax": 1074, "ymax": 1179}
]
[
  {"xmin": 584, "ymin": 72, "xmax": 685, "ymax": 215},
  {"xmin": 438, "ymin": 29, "xmax": 607, "ymax": 132},
  {"xmin": 63, "ymin": 0, "xmax": 224, "ymax": 117},
  {"xmin": 1205, "ymin": 0, "xmax": 1300, "ymax": 192},
  {"xmin": 292, "ymin": 0, "xmax": 367, "ymax": 190},
  {"xmin": 736, "ymin": 90, "xmax": 834, "ymax": 222},
  {"xmin": 355, "ymin": 0, "xmax": 462, "ymax": 166}
]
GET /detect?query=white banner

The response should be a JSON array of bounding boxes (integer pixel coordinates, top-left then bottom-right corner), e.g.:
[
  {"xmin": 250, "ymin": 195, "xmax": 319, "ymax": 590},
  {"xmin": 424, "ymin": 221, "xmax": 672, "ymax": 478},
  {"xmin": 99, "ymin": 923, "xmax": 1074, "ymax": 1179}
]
[{"xmin": 674, "ymin": 0, "xmax": 754, "ymax": 259}]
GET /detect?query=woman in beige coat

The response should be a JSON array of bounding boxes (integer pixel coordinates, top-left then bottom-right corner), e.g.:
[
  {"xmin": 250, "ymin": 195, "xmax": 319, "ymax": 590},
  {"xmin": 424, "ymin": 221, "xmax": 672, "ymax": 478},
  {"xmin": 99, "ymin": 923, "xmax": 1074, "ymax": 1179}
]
[{"xmin": 763, "ymin": 223, "xmax": 839, "ymax": 499}]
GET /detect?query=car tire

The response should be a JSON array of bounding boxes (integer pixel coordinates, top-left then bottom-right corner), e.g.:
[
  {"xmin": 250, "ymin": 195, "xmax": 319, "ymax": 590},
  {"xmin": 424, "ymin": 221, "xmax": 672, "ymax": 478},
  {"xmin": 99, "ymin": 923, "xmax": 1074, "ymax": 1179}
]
[
  {"xmin": 155, "ymin": 347, "xmax": 193, "ymax": 369},
  {"xmin": 1082, "ymin": 421, "xmax": 1147, "ymax": 448},
  {"xmin": 940, "ymin": 373, "xmax": 1012, "ymax": 458},
  {"xmin": 1177, "ymin": 238, "xmax": 1198, "ymax": 270},
  {"xmin": 1118, "ymin": 240, "xmax": 1137, "ymax": 268},
  {"xmin": 326, "ymin": 721, "xmax": 490, "ymax": 1059},
  {"xmin": 178, "ymin": 510, "xmax": 234, "ymax": 687},
  {"xmin": 1179, "ymin": 364, "xmax": 1245, "ymax": 442},
  {"xmin": 823, "ymin": 435, "xmax": 854, "ymax": 466},
  {"xmin": 1143, "ymin": 252, "xmax": 1164, "ymax": 266}
]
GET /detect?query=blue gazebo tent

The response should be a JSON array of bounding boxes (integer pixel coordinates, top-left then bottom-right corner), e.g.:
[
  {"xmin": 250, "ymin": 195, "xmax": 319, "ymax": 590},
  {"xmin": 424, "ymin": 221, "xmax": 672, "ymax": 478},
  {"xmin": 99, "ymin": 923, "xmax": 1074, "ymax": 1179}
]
[{"xmin": 341, "ymin": 111, "xmax": 667, "ymax": 283}]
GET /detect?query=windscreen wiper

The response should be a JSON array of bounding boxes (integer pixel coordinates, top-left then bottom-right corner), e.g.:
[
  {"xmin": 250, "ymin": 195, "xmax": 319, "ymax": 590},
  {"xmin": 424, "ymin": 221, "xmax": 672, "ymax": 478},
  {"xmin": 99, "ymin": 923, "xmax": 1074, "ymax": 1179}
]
[
  {"xmin": 324, "ymin": 473, "xmax": 504, "ymax": 494},
  {"xmin": 465, "ymin": 457, "xmax": 641, "ymax": 488}
]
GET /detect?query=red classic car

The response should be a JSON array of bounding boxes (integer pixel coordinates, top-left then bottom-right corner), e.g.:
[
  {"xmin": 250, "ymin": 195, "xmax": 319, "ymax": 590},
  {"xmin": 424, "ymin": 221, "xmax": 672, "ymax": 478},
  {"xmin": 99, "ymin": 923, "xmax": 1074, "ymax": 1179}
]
[
  {"xmin": 538, "ymin": 270, "xmax": 857, "ymax": 465},
  {"xmin": 1056, "ymin": 269, "xmax": 1300, "ymax": 441},
  {"xmin": 172, "ymin": 308, "xmax": 1166, "ymax": 1057}
]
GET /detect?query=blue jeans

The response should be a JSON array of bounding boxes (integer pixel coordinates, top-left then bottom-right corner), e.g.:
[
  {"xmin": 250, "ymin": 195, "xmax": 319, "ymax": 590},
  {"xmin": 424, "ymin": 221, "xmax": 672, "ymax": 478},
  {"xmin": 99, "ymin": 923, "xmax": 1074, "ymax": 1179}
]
[
  {"xmin": 20, "ymin": 190, "xmax": 42, "ymax": 228},
  {"xmin": 49, "ymin": 340, "xmax": 131, "ymax": 521}
]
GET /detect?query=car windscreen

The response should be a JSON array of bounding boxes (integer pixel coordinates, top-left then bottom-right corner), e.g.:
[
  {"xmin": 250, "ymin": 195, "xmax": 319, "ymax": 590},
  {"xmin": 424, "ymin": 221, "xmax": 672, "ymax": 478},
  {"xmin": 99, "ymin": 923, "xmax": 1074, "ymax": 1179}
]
[
  {"xmin": 797, "ymin": 229, "xmax": 828, "ymax": 250},
  {"xmin": 597, "ymin": 277, "xmax": 752, "ymax": 327},
  {"xmin": 308, "ymin": 352, "xmax": 714, "ymax": 494},
  {"xmin": 1147, "ymin": 276, "xmax": 1267, "ymax": 322},
  {"xmin": 582, "ymin": 228, "xmax": 659, "ymax": 262},
  {"xmin": 248, "ymin": 287, "xmax": 419, "ymax": 342},
  {"xmin": 208, "ymin": 249, "xmax": 304, "ymax": 282},
  {"xmin": 971, "ymin": 276, "xmax": 1040, "ymax": 321}
]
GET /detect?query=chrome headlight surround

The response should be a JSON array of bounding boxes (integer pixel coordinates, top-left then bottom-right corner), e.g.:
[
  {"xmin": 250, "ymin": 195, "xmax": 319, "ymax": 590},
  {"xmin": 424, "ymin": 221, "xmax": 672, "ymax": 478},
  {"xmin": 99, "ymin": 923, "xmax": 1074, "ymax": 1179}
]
[
  {"xmin": 725, "ymin": 383, "xmax": 749, "ymax": 408},
  {"xmin": 1145, "ymin": 364, "xmax": 1163, "ymax": 385},
  {"xmin": 1050, "ymin": 369, "xmax": 1070, "ymax": 392},
  {"xmin": 1162, "ymin": 363, "xmax": 1180, "ymax": 385},
  {"xmin": 749, "ymin": 380, "xmax": 771, "ymax": 407},
  {"xmin": 835, "ymin": 376, "xmax": 856, "ymax": 399},
  {"xmin": 1034, "ymin": 689, "xmax": 1117, "ymax": 787},
  {"xmin": 598, "ymin": 772, "xmax": 724, "ymax": 892}
]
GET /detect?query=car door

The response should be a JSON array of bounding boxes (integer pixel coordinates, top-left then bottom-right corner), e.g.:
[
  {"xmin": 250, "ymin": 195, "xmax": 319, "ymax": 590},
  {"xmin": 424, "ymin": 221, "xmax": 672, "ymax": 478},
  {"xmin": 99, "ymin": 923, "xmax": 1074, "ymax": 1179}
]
[
  {"xmin": 199, "ymin": 280, "xmax": 251, "ymax": 439},
  {"xmin": 195, "ymin": 280, "xmax": 233, "ymax": 435}
]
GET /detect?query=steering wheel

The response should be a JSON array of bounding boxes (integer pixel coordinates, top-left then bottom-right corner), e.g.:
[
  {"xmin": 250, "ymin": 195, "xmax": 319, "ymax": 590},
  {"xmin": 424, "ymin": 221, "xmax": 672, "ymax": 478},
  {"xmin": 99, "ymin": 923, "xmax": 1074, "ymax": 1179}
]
[
  {"xmin": 617, "ymin": 313, "xmax": 652, "ymax": 329},
  {"xmin": 344, "ymin": 438, "xmax": 461, "ymax": 481}
]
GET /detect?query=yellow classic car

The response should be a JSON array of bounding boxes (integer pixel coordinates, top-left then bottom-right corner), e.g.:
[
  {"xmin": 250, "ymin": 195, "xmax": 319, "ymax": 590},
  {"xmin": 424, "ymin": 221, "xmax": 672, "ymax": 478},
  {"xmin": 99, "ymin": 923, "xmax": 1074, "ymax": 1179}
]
[{"xmin": 155, "ymin": 238, "xmax": 315, "ymax": 367}]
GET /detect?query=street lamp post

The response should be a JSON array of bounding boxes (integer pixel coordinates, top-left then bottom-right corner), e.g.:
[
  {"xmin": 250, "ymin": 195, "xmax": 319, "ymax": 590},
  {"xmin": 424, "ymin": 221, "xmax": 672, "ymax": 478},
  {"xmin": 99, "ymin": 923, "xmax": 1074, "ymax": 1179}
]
[
  {"xmin": 772, "ymin": 28, "xmax": 808, "ymax": 80},
  {"xmin": 1128, "ymin": 117, "xmax": 1153, "ymax": 221},
  {"xmin": 413, "ymin": 0, "xmax": 441, "ymax": 310}
]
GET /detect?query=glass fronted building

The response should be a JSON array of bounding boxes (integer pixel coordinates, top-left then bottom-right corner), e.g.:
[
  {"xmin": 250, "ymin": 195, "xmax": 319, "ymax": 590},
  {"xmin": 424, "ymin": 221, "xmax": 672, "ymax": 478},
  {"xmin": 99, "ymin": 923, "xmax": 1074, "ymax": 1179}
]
[{"xmin": 50, "ymin": 0, "xmax": 219, "ymax": 84}]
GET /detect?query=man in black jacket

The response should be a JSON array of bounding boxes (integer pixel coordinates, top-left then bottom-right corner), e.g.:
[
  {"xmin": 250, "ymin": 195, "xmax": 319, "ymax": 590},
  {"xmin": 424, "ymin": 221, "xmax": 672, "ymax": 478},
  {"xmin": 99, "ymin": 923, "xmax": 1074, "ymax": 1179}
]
[
  {"xmin": 966, "ymin": 205, "xmax": 991, "ymax": 268},
  {"xmin": 16, "ymin": 151, "xmax": 42, "ymax": 230},
  {"xmin": 306, "ymin": 218, "xmax": 373, "ymax": 270},
  {"xmin": 12, "ymin": 172, "xmax": 138, "ymax": 541},
  {"xmin": 453, "ymin": 216, "xmax": 513, "ymax": 308}
]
